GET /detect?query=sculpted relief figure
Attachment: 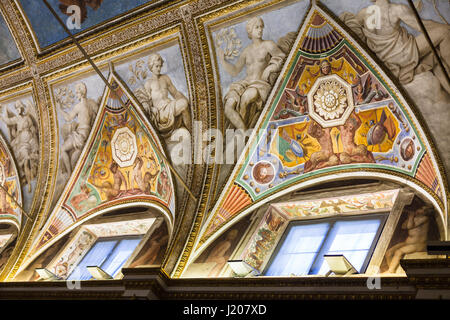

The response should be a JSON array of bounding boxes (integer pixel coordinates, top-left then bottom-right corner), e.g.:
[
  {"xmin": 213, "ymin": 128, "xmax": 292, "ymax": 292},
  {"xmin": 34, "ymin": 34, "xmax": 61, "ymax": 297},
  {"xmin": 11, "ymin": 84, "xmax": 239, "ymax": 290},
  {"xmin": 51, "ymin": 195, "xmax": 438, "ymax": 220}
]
[
  {"xmin": 57, "ymin": 82, "xmax": 99, "ymax": 175},
  {"xmin": 0, "ymin": 100, "xmax": 39, "ymax": 192},
  {"xmin": 341, "ymin": 0, "xmax": 449, "ymax": 91},
  {"xmin": 137, "ymin": 53, "xmax": 191, "ymax": 137},
  {"xmin": 217, "ymin": 17, "xmax": 288, "ymax": 130},
  {"xmin": 135, "ymin": 53, "xmax": 192, "ymax": 168}
]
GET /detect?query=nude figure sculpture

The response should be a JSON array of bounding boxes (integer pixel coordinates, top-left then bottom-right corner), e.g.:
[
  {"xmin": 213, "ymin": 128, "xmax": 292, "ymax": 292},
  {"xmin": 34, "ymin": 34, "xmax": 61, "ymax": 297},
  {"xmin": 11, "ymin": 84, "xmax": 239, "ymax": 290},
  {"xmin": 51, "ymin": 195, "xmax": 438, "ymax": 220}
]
[{"xmin": 217, "ymin": 17, "xmax": 286, "ymax": 130}]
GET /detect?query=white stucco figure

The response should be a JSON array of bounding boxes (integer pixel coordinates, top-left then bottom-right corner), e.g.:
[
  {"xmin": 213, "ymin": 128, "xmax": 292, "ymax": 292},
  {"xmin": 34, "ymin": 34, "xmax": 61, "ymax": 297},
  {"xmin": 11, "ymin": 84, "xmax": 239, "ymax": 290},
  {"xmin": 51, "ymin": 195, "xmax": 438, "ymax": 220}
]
[
  {"xmin": 135, "ymin": 53, "xmax": 192, "ymax": 169},
  {"xmin": 58, "ymin": 82, "xmax": 99, "ymax": 175},
  {"xmin": 136, "ymin": 53, "xmax": 191, "ymax": 137},
  {"xmin": 341, "ymin": 0, "xmax": 449, "ymax": 91},
  {"xmin": 0, "ymin": 100, "xmax": 39, "ymax": 192},
  {"xmin": 217, "ymin": 17, "xmax": 287, "ymax": 130}
]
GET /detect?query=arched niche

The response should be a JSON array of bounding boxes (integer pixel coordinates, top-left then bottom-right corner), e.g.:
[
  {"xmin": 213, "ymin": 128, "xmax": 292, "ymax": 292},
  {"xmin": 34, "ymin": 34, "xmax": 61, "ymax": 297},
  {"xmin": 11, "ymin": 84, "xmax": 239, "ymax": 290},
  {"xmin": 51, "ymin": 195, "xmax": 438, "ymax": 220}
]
[
  {"xmin": 182, "ymin": 178, "xmax": 444, "ymax": 278},
  {"xmin": 14, "ymin": 205, "xmax": 171, "ymax": 281}
]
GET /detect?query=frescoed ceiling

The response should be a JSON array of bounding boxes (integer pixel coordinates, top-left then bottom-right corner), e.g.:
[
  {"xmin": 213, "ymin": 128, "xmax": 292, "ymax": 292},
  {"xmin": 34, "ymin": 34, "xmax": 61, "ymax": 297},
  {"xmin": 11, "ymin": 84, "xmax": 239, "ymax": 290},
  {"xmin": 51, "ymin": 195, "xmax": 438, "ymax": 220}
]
[
  {"xmin": 321, "ymin": 0, "xmax": 450, "ymax": 194},
  {"xmin": 25, "ymin": 69, "xmax": 176, "ymax": 263},
  {"xmin": 190, "ymin": 4, "xmax": 448, "ymax": 267},
  {"xmin": 0, "ymin": 11, "xmax": 21, "ymax": 67},
  {"xmin": 0, "ymin": 0, "xmax": 448, "ymax": 282},
  {"xmin": 15, "ymin": 0, "xmax": 164, "ymax": 50},
  {"xmin": 0, "ymin": 132, "xmax": 23, "ymax": 231}
]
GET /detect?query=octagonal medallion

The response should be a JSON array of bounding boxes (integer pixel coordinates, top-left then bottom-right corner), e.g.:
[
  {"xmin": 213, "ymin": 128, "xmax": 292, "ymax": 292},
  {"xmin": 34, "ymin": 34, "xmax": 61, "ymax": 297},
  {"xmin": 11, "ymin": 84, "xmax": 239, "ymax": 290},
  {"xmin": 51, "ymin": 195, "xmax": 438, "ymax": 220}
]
[
  {"xmin": 307, "ymin": 74, "xmax": 354, "ymax": 127},
  {"xmin": 111, "ymin": 127, "xmax": 138, "ymax": 167}
]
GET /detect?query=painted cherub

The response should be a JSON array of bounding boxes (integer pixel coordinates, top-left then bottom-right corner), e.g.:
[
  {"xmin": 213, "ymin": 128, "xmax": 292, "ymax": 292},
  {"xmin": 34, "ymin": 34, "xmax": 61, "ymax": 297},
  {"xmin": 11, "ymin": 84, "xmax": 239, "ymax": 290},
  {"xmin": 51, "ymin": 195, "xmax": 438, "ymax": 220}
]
[
  {"xmin": 338, "ymin": 112, "xmax": 375, "ymax": 164},
  {"xmin": 304, "ymin": 121, "xmax": 339, "ymax": 173}
]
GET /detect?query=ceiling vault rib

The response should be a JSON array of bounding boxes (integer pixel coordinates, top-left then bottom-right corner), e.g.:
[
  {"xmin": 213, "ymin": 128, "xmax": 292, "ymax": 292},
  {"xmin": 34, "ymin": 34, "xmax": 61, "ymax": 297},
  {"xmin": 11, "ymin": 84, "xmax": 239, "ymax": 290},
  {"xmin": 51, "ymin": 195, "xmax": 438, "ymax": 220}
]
[{"xmin": 0, "ymin": 0, "xmax": 53, "ymax": 282}]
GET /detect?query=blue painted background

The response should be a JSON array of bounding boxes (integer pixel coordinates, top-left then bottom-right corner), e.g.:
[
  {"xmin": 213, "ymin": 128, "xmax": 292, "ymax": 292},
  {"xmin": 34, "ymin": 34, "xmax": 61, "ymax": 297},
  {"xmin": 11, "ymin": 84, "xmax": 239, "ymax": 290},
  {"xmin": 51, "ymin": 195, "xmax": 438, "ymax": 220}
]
[
  {"xmin": 19, "ymin": 0, "xmax": 150, "ymax": 48},
  {"xmin": 0, "ymin": 13, "xmax": 20, "ymax": 65}
]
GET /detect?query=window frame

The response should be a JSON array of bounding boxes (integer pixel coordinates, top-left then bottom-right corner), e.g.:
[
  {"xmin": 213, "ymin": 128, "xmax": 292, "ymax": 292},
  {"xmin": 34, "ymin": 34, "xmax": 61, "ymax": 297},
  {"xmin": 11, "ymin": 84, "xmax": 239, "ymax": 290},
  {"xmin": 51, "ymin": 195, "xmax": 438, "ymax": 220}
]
[
  {"xmin": 67, "ymin": 234, "xmax": 143, "ymax": 280},
  {"xmin": 263, "ymin": 213, "xmax": 388, "ymax": 276}
]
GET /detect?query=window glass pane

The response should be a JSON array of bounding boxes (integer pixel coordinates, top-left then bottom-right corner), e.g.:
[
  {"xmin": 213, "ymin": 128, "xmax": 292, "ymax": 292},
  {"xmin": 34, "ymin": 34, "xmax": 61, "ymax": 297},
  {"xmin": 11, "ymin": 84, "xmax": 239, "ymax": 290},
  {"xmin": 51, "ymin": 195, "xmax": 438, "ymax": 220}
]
[
  {"xmin": 101, "ymin": 238, "xmax": 142, "ymax": 277},
  {"xmin": 67, "ymin": 240, "xmax": 117, "ymax": 280},
  {"xmin": 266, "ymin": 223, "xmax": 329, "ymax": 276},
  {"xmin": 312, "ymin": 219, "xmax": 382, "ymax": 275},
  {"xmin": 328, "ymin": 220, "xmax": 381, "ymax": 251}
]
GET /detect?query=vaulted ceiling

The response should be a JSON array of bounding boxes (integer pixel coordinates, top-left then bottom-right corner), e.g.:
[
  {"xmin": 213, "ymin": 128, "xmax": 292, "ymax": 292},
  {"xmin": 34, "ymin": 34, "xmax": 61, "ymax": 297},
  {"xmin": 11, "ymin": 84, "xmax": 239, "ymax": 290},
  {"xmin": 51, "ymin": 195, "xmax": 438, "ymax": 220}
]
[{"xmin": 0, "ymin": 0, "xmax": 448, "ymax": 280}]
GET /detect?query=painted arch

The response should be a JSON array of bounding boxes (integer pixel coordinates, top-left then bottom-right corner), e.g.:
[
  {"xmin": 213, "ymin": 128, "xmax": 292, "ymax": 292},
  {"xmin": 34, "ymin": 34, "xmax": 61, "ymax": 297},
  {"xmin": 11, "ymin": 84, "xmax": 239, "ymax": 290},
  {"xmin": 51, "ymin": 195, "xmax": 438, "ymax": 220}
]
[
  {"xmin": 23, "ymin": 69, "xmax": 176, "ymax": 264},
  {"xmin": 191, "ymin": 3, "xmax": 448, "ymax": 264}
]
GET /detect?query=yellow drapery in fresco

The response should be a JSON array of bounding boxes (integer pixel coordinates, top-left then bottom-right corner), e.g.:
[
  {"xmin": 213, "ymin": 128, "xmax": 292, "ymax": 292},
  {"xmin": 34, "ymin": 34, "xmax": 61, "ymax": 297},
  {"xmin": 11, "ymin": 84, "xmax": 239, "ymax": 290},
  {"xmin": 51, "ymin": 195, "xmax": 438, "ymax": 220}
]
[
  {"xmin": 355, "ymin": 106, "xmax": 399, "ymax": 153},
  {"xmin": 269, "ymin": 121, "xmax": 321, "ymax": 168}
]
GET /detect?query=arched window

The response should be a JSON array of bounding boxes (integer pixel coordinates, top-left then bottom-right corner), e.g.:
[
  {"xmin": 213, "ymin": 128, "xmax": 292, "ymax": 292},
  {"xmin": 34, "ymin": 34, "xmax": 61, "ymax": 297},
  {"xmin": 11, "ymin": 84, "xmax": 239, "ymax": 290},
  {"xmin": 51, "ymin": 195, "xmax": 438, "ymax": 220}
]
[
  {"xmin": 67, "ymin": 235, "xmax": 143, "ymax": 280},
  {"xmin": 265, "ymin": 214, "xmax": 386, "ymax": 276}
]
